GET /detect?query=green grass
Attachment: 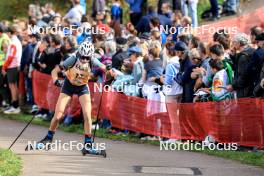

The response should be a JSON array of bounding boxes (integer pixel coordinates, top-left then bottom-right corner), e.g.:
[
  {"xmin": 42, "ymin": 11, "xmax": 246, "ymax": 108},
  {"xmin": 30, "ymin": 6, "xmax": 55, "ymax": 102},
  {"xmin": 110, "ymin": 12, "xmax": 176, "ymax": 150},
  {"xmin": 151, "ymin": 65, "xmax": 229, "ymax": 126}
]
[
  {"xmin": 0, "ymin": 148, "xmax": 22, "ymax": 176},
  {"xmin": 1, "ymin": 112, "xmax": 264, "ymax": 167}
]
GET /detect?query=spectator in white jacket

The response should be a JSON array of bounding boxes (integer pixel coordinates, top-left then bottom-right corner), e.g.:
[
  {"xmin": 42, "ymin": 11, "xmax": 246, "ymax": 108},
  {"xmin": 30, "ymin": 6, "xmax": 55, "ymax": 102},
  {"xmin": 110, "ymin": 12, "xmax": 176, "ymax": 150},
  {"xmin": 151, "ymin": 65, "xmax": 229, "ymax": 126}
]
[{"xmin": 64, "ymin": 0, "xmax": 85, "ymax": 24}]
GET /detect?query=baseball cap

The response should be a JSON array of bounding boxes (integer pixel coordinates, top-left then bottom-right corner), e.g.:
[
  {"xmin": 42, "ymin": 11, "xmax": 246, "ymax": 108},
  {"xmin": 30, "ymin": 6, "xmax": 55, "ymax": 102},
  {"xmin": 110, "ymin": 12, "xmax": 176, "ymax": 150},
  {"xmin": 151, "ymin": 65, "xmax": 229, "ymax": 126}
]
[
  {"xmin": 174, "ymin": 41, "xmax": 188, "ymax": 52},
  {"xmin": 128, "ymin": 46, "xmax": 142, "ymax": 55}
]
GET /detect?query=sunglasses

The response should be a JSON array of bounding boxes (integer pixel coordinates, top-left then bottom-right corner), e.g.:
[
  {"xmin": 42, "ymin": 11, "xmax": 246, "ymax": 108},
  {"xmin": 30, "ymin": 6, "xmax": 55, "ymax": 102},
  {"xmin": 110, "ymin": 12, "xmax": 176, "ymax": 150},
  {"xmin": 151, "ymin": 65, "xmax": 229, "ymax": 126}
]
[{"xmin": 80, "ymin": 56, "xmax": 91, "ymax": 61}]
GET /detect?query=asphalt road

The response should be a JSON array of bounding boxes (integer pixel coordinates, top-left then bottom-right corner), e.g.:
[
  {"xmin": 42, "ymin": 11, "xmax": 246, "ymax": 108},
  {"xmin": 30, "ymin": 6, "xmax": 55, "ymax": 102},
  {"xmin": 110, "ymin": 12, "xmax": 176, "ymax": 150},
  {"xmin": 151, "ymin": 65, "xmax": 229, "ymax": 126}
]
[{"xmin": 0, "ymin": 118, "xmax": 263, "ymax": 176}]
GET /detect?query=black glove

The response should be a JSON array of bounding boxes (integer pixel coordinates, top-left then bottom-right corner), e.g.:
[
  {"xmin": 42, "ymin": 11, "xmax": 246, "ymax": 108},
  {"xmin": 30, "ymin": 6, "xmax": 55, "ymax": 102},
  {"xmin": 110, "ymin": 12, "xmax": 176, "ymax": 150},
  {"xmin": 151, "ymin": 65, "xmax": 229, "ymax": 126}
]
[{"xmin": 54, "ymin": 79, "xmax": 64, "ymax": 87}]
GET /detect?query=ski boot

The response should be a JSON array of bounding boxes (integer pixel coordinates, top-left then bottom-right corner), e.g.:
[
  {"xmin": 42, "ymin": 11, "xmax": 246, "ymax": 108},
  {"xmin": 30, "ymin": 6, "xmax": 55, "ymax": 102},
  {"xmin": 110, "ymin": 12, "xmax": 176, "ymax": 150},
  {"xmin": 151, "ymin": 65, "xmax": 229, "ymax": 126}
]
[
  {"xmin": 25, "ymin": 136, "xmax": 52, "ymax": 151},
  {"xmin": 81, "ymin": 143, "xmax": 107, "ymax": 158}
]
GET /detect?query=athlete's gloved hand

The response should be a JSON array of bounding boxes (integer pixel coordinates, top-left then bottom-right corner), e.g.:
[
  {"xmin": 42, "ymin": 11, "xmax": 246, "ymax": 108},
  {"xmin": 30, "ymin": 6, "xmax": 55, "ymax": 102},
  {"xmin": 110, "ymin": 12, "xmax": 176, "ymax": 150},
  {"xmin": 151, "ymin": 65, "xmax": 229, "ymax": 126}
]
[{"xmin": 54, "ymin": 79, "xmax": 64, "ymax": 87}]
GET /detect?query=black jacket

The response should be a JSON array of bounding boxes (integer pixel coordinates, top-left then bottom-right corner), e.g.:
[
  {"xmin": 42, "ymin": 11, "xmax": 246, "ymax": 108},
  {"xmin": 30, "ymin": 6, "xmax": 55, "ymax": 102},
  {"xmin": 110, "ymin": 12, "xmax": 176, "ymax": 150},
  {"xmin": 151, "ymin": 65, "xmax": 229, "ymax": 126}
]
[
  {"xmin": 253, "ymin": 59, "xmax": 264, "ymax": 98},
  {"xmin": 112, "ymin": 49, "xmax": 129, "ymax": 70},
  {"xmin": 232, "ymin": 46, "xmax": 255, "ymax": 98}
]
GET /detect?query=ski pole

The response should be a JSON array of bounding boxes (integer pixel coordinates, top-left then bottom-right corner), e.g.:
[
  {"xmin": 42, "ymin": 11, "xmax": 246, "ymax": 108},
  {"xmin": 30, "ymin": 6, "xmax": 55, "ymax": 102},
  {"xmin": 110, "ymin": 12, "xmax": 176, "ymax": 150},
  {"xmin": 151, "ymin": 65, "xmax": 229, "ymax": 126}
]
[{"xmin": 9, "ymin": 115, "xmax": 36, "ymax": 149}]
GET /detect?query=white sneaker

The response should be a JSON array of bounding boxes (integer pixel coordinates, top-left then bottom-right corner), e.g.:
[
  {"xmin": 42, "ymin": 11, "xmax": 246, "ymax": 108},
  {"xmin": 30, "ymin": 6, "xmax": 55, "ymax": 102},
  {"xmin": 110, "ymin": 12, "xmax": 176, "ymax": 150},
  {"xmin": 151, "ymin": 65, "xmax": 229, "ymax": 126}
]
[
  {"xmin": 41, "ymin": 114, "xmax": 48, "ymax": 120},
  {"xmin": 4, "ymin": 106, "xmax": 21, "ymax": 114},
  {"xmin": 92, "ymin": 124, "xmax": 99, "ymax": 130},
  {"xmin": 163, "ymin": 138, "xmax": 181, "ymax": 143},
  {"xmin": 140, "ymin": 136, "xmax": 159, "ymax": 141},
  {"xmin": 203, "ymin": 135, "xmax": 216, "ymax": 146},
  {"xmin": 35, "ymin": 113, "xmax": 43, "ymax": 118}
]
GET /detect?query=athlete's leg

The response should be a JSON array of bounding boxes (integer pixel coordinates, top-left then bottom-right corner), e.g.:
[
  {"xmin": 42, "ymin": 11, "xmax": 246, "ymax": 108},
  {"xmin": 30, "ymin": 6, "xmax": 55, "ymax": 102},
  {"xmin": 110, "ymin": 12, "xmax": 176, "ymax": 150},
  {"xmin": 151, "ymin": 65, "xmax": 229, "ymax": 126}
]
[
  {"xmin": 79, "ymin": 93, "xmax": 92, "ymax": 135},
  {"xmin": 49, "ymin": 93, "xmax": 71, "ymax": 131},
  {"xmin": 31, "ymin": 93, "xmax": 71, "ymax": 149}
]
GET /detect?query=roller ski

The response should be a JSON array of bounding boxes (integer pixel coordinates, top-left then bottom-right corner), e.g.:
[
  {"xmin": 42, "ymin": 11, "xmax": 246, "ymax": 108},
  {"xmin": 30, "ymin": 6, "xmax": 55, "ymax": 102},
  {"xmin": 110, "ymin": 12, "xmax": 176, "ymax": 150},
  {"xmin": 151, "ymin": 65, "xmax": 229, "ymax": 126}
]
[{"xmin": 81, "ymin": 143, "xmax": 107, "ymax": 158}]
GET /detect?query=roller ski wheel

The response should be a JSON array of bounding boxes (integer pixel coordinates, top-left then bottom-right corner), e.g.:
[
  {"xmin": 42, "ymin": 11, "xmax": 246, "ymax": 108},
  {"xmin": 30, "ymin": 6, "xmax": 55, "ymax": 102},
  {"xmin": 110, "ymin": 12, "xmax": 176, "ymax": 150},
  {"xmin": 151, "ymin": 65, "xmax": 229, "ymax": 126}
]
[
  {"xmin": 25, "ymin": 137, "xmax": 52, "ymax": 151},
  {"xmin": 81, "ymin": 147, "xmax": 107, "ymax": 158}
]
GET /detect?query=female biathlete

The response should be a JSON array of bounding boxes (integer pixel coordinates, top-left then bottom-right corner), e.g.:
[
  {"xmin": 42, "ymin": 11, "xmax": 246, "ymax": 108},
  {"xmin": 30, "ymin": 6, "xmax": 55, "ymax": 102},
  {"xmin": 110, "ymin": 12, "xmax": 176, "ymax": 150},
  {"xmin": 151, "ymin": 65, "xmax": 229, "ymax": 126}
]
[{"xmin": 30, "ymin": 41, "xmax": 106, "ymax": 156}]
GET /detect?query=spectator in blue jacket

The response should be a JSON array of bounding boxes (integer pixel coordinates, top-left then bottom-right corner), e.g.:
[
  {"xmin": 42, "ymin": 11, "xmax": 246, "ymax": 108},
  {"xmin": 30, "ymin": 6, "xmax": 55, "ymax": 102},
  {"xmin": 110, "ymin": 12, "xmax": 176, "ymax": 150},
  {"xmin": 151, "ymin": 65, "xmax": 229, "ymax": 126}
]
[
  {"xmin": 111, "ymin": 0, "xmax": 123, "ymax": 24},
  {"xmin": 136, "ymin": 6, "xmax": 172, "ymax": 34},
  {"xmin": 125, "ymin": 0, "xmax": 144, "ymax": 27}
]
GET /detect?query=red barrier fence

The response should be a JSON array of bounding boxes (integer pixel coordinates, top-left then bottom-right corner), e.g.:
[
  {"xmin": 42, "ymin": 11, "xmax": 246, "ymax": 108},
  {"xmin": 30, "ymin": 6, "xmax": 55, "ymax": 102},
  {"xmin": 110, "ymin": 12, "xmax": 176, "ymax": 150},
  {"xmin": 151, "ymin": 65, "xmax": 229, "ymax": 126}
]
[{"xmin": 32, "ymin": 71, "xmax": 264, "ymax": 148}]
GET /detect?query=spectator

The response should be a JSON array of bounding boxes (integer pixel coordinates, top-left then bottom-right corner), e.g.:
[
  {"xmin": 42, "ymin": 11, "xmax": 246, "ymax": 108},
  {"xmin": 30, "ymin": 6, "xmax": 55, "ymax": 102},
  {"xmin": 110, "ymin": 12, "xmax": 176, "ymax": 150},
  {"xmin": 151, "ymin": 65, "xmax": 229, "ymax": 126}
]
[
  {"xmin": 192, "ymin": 42, "xmax": 210, "ymax": 91},
  {"xmin": 227, "ymin": 33, "xmax": 255, "ymax": 98},
  {"xmin": 141, "ymin": 41, "xmax": 164, "ymax": 99},
  {"xmin": 209, "ymin": 43, "xmax": 234, "ymax": 86},
  {"xmin": 92, "ymin": 0, "xmax": 106, "ymax": 18},
  {"xmin": 209, "ymin": 0, "xmax": 220, "ymax": 21},
  {"xmin": 112, "ymin": 37, "xmax": 129, "ymax": 70},
  {"xmin": 173, "ymin": 0, "xmax": 182, "ymax": 11},
  {"xmin": 162, "ymin": 42, "xmax": 183, "ymax": 103},
  {"xmin": 136, "ymin": 6, "xmax": 172, "ymax": 34},
  {"xmin": 125, "ymin": 0, "xmax": 144, "ymax": 27},
  {"xmin": 174, "ymin": 41, "xmax": 196, "ymax": 103},
  {"xmin": 111, "ymin": 0, "xmax": 123, "ymax": 24},
  {"xmin": 0, "ymin": 24, "xmax": 10, "ymax": 107},
  {"xmin": 112, "ymin": 46, "xmax": 144, "ymax": 96},
  {"xmin": 181, "ymin": 0, "xmax": 198, "ymax": 27},
  {"xmin": 2, "ymin": 25, "xmax": 22, "ymax": 114},
  {"xmin": 160, "ymin": 2, "xmax": 173, "ymax": 18},
  {"xmin": 222, "ymin": 0, "xmax": 239, "ymax": 16},
  {"xmin": 38, "ymin": 35, "xmax": 62, "ymax": 75},
  {"xmin": 251, "ymin": 32, "xmax": 264, "ymax": 96},
  {"xmin": 61, "ymin": 36, "xmax": 77, "ymax": 60},
  {"xmin": 64, "ymin": 0, "xmax": 85, "ymax": 24},
  {"xmin": 250, "ymin": 26, "xmax": 263, "ymax": 48},
  {"xmin": 20, "ymin": 34, "xmax": 37, "ymax": 106},
  {"xmin": 41, "ymin": 3, "xmax": 56, "ymax": 24},
  {"xmin": 203, "ymin": 59, "xmax": 233, "ymax": 101},
  {"xmin": 28, "ymin": 1, "xmax": 42, "ymax": 21}
]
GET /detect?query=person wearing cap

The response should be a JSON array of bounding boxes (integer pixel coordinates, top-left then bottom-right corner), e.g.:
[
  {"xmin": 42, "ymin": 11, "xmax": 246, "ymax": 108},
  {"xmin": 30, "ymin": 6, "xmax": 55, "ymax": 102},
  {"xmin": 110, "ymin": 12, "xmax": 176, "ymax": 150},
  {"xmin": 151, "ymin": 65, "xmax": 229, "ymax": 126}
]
[
  {"xmin": 174, "ymin": 41, "xmax": 197, "ymax": 103},
  {"xmin": 226, "ymin": 33, "xmax": 255, "ymax": 98},
  {"xmin": 128, "ymin": 45, "xmax": 144, "ymax": 85},
  {"xmin": 2, "ymin": 25, "xmax": 22, "ymax": 114},
  {"xmin": 253, "ymin": 32, "xmax": 264, "ymax": 97}
]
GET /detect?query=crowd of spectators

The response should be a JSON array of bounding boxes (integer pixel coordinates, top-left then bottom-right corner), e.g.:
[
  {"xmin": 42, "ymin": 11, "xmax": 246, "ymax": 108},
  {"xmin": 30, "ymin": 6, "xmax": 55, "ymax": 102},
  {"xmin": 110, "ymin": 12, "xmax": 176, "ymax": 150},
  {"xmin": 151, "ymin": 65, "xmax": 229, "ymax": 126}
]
[{"xmin": 0, "ymin": 0, "xmax": 263, "ymax": 141}]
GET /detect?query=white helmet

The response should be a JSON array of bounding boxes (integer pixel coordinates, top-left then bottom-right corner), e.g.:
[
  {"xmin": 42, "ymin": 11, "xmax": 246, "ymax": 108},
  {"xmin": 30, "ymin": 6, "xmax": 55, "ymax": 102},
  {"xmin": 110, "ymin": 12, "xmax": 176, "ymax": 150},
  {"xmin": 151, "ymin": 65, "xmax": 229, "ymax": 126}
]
[{"xmin": 78, "ymin": 41, "xmax": 94, "ymax": 57}]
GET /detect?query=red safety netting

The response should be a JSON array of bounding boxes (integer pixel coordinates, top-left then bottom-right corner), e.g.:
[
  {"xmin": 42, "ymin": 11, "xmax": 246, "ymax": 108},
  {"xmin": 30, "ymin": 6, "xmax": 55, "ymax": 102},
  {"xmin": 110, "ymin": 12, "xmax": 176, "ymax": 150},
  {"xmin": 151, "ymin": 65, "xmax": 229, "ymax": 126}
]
[{"xmin": 32, "ymin": 71, "xmax": 264, "ymax": 148}]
